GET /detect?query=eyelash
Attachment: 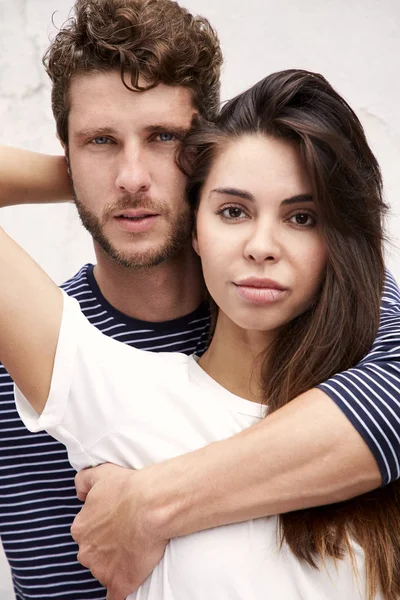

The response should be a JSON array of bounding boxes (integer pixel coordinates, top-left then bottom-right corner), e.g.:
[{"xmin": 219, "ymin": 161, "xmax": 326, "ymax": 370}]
[
  {"xmin": 150, "ymin": 132, "xmax": 180, "ymax": 143},
  {"xmin": 89, "ymin": 136, "xmax": 114, "ymax": 145},
  {"xmin": 287, "ymin": 210, "xmax": 316, "ymax": 228},
  {"xmin": 216, "ymin": 204, "xmax": 317, "ymax": 228},
  {"xmin": 87, "ymin": 132, "xmax": 182, "ymax": 146},
  {"xmin": 216, "ymin": 205, "xmax": 248, "ymax": 220}
]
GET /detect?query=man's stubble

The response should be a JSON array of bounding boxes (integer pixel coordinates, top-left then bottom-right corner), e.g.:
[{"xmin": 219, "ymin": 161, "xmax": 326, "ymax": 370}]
[{"xmin": 74, "ymin": 190, "xmax": 193, "ymax": 270}]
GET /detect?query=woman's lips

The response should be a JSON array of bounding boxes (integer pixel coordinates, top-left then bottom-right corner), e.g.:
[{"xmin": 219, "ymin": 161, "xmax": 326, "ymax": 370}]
[{"xmin": 233, "ymin": 279, "xmax": 288, "ymax": 304}]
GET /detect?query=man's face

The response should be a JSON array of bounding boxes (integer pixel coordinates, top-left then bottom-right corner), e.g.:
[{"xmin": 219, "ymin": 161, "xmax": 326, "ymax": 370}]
[{"xmin": 67, "ymin": 71, "xmax": 195, "ymax": 268}]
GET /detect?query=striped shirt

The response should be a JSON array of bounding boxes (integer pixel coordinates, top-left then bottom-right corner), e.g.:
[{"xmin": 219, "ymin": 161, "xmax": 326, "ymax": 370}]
[
  {"xmin": 0, "ymin": 264, "xmax": 400, "ymax": 599},
  {"xmin": 318, "ymin": 270, "xmax": 400, "ymax": 486},
  {"xmin": 0, "ymin": 264, "xmax": 209, "ymax": 600}
]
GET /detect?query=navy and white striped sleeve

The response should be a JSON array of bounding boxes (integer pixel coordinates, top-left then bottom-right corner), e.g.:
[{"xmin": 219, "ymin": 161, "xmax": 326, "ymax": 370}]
[{"xmin": 317, "ymin": 271, "xmax": 400, "ymax": 486}]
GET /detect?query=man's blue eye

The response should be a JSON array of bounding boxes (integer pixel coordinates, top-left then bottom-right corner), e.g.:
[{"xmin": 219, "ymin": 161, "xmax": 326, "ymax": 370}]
[
  {"xmin": 158, "ymin": 133, "xmax": 175, "ymax": 142},
  {"xmin": 92, "ymin": 137, "xmax": 110, "ymax": 144}
]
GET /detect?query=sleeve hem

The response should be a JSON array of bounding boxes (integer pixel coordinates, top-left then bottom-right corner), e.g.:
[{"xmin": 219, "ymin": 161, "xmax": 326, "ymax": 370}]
[
  {"xmin": 14, "ymin": 291, "xmax": 80, "ymax": 433},
  {"xmin": 317, "ymin": 381, "xmax": 391, "ymax": 486}
]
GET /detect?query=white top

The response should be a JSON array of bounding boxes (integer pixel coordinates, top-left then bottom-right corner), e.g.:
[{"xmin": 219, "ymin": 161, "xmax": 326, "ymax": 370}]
[{"xmin": 15, "ymin": 292, "xmax": 376, "ymax": 600}]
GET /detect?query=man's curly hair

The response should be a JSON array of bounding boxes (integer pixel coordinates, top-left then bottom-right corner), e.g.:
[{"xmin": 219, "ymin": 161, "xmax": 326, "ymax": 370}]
[{"xmin": 43, "ymin": 0, "xmax": 223, "ymax": 144}]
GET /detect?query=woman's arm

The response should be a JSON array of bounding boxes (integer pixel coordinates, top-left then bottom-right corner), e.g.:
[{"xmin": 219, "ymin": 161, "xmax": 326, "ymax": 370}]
[
  {"xmin": 0, "ymin": 226, "xmax": 62, "ymax": 412},
  {"xmin": 0, "ymin": 146, "xmax": 73, "ymax": 207}
]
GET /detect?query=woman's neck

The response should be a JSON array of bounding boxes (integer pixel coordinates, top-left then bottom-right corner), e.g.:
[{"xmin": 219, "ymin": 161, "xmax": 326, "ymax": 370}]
[{"xmin": 198, "ymin": 311, "xmax": 276, "ymax": 403}]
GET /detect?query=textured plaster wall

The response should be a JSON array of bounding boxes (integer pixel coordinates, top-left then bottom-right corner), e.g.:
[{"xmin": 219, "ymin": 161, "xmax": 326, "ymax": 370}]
[{"xmin": 0, "ymin": 0, "xmax": 399, "ymax": 596}]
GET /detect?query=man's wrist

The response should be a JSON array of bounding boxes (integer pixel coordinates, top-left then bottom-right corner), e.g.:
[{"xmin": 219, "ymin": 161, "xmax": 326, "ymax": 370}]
[
  {"xmin": 137, "ymin": 436, "xmax": 247, "ymax": 540},
  {"xmin": 137, "ymin": 457, "xmax": 196, "ymax": 540},
  {"xmin": 135, "ymin": 389, "xmax": 382, "ymax": 542}
]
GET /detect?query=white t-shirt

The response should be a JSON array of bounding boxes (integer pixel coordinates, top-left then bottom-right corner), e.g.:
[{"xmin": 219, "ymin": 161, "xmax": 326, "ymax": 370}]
[{"xmin": 15, "ymin": 292, "xmax": 376, "ymax": 600}]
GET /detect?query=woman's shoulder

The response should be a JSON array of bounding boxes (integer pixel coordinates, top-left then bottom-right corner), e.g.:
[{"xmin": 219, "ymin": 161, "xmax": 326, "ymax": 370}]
[{"xmin": 61, "ymin": 291, "xmax": 193, "ymax": 374}]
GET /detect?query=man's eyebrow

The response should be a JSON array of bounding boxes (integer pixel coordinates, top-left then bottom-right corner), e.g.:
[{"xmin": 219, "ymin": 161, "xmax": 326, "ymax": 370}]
[
  {"xmin": 144, "ymin": 124, "xmax": 191, "ymax": 136},
  {"xmin": 73, "ymin": 126, "xmax": 118, "ymax": 139}
]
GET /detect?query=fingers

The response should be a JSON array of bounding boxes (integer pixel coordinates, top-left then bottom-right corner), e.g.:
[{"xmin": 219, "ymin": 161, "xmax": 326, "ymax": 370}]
[
  {"xmin": 75, "ymin": 546, "xmax": 108, "ymax": 591},
  {"xmin": 70, "ymin": 502, "xmax": 89, "ymax": 543},
  {"xmin": 74, "ymin": 465, "xmax": 101, "ymax": 501},
  {"xmin": 106, "ymin": 579, "xmax": 134, "ymax": 600},
  {"xmin": 70, "ymin": 514, "xmax": 81, "ymax": 544},
  {"xmin": 106, "ymin": 588, "xmax": 124, "ymax": 600}
]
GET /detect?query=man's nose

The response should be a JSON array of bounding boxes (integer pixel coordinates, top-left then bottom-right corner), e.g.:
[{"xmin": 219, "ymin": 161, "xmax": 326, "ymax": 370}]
[{"xmin": 115, "ymin": 147, "xmax": 151, "ymax": 194}]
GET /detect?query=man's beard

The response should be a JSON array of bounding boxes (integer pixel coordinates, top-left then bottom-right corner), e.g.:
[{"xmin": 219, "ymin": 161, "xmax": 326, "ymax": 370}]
[{"xmin": 74, "ymin": 193, "xmax": 193, "ymax": 269}]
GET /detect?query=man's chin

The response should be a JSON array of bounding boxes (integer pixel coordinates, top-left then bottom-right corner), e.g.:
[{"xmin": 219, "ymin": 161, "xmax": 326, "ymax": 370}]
[
  {"xmin": 92, "ymin": 220, "xmax": 192, "ymax": 269},
  {"xmin": 95, "ymin": 242, "xmax": 181, "ymax": 270}
]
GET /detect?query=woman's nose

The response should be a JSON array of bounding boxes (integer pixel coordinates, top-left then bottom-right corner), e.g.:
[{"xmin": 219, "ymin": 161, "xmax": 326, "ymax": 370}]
[{"xmin": 244, "ymin": 221, "xmax": 281, "ymax": 263}]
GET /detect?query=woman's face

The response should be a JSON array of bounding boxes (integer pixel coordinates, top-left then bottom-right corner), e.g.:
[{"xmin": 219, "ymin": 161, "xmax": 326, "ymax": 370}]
[{"xmin": 194, "ymin": 134, "xmax": 327, "ymax": 333}]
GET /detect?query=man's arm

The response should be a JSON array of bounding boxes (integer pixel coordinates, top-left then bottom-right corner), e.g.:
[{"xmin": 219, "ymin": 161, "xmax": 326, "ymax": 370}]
[
  {"xmin": 72, "ymin": 387, "xmax": 380, "ymax": 597},
  {"xmin": 0, "ymin": 146, "xmax": 72, "ymax": 207},
  {"xmin": 137, "ymin": 388, "xmax": 381, "ymax": 532},
  {"xmin": 72, "ymin": 274, "xmax": 400, "ymax": 596},
  {"xmin": 150, "ymin": 275, "xmax": 400, "ymax": 527},
  {"xmin": 72, "ymin": 277, "xmax": 400, "ymax": 596},
  {"xmin": 315, "ymin": 270, "xmax": 400, "ymax": 487}
]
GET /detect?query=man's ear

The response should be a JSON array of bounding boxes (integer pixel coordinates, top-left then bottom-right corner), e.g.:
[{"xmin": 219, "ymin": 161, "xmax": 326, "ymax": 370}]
[
  {"xmin": 65, "ymin": 155, "xmax": 71, "ymax": 177},
  {"xmin": 57, "ymin": 133, "xmax": 71, "ymax": 177},
  {"xmin": 192, "ymin": 230, "xmax": 200, "ymax": 255},
  {"xmin": 56, "ymin": 132, "xmax": 66, "ymax": 152}
]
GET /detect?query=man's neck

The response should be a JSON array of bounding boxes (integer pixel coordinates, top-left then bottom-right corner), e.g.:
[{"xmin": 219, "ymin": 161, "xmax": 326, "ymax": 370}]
[{"xmin": 93, "ymin": 245, "xmax": 206, "ymax": 322}]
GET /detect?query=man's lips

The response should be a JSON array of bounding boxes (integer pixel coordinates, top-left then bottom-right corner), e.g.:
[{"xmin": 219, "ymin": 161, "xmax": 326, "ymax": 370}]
[
  {"xmin": 115, "ymin": 209, "xmax": 160, "ymax": 220},
  {"xmin": 113, "ymin": 210, "xmax": 160, "ymax": 233},
  {"xmin": 233, "ymin": 277, "xmax": 288, "ymax": 304}
]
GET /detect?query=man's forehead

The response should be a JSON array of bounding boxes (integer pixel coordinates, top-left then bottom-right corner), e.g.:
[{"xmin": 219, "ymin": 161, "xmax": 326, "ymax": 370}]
[{"xmin": 68, "ymin": 71, "xmax": 196, "ymax": 131}]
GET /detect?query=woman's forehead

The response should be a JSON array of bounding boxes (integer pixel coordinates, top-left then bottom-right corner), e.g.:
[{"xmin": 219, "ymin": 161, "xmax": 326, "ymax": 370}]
[{"xmin": 202, "ymin": 135, "xmax": 311, "ymax": 201}]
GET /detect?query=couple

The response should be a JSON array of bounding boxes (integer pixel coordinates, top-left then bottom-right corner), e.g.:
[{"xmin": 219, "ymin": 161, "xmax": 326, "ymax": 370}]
[{"xmin": 1, "ymin": 0, "xmax": 400, "ymax": 599}]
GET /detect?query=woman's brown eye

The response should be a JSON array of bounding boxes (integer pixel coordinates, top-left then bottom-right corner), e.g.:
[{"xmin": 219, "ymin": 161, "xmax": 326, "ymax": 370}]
[
  {"xmin": 228, "ymin": 207, "xmax": 243, "ymax": 218},
  {"xmin": 219, "ymin": 206, "xmax": 247, "ymax": 220},
  {"xmin": 292, "ymin": 212, "xmax": 314, "ymax": 226}
]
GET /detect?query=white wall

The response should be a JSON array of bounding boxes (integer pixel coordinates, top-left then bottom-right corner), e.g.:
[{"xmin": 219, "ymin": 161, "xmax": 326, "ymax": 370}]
[{"xmin": 0, "ymin": 0, "xmax": 399, "ymax": 597}]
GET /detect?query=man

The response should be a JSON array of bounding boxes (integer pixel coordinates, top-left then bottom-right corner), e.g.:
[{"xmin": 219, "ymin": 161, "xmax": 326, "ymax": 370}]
[{"xmin": 0, "ymin": 0, "xmax": 399, "ymax": 599}]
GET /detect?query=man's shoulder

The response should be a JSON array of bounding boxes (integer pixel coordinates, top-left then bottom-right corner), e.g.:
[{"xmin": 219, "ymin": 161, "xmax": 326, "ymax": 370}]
[
  {"xmin": 58, "ymin": 263, "xmax": 210, "ymax": 354},
  {"xmin": 382, "ymin": 270, "xmax": 400, "ymax": 314},
  {"xmin": 60, "ymin": 263, "xmax": 92, "ymax": 295}
]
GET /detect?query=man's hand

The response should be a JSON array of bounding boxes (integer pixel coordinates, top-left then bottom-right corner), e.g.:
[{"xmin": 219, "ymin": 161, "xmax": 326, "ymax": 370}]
[
  {"xmin": 71, "ymin": 464, "xmax": 168, "ymax": 600},
  {"xmin": 71, "ymin": 390, "xmax": 381, "ymax": 599}
]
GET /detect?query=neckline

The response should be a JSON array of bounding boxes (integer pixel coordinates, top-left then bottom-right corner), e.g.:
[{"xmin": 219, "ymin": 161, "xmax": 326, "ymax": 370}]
[
  {"xmin": 85, "ymin": 264, "xmax": 210, "ymax": 332},
  {"xmin": 188, "ymin": 355, "xmax": 265, "ymax": 419}
]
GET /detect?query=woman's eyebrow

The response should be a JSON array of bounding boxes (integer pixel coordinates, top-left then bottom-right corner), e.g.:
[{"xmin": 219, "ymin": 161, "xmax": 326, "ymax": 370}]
[
  {"xmin": 208, "ymin": 189, "xmax": 313, "ymax": 205},
  {"xmin": 281, "ymin": 194, "xmax": 313, "ymax": 205},
  {"xmin": 209, "ymin": 187, "xmax": 254, "ymax": 201}
]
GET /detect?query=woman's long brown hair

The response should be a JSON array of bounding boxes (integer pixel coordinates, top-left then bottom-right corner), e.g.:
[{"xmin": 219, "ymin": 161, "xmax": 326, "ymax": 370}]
[{"xmin": 180, "ymin": 70, "xmax": 399, "ymax": 599}]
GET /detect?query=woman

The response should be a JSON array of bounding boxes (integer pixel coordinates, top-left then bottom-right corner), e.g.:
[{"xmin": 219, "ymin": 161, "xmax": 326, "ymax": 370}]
[{"xmin": 0, "ymin": 70, "xmax": 397, "ymax": 599}]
